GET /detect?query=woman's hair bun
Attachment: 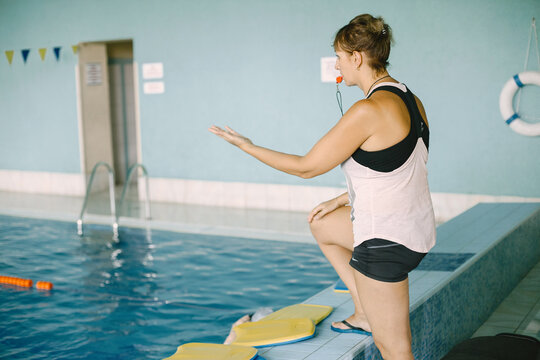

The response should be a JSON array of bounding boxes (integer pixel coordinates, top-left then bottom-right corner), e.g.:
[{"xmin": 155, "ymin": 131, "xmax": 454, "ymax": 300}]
[{"xmin": 334, "ymin": 14, "xmax": 393, "ymax": 74}]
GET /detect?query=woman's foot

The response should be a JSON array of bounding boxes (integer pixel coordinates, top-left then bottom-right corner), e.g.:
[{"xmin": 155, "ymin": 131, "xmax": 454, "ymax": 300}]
[
  {"xmin": 331, "ymin": 313, "xmax": 371, "ymax": 333},
  {"xmin": 223, "ymin": 314, "xmax": 251, "ymax": 344}
]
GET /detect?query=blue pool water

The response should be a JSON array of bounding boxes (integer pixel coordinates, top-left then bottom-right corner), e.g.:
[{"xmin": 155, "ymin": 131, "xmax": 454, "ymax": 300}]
[{"xmin": 0, "ymin": 215, "xmax": 337, "ymax": 359}]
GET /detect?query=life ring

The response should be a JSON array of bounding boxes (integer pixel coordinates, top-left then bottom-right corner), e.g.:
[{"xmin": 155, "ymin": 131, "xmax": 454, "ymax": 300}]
[{"xmin": 499, "ymin": 71, "xmax": 540, "ymax": 136}]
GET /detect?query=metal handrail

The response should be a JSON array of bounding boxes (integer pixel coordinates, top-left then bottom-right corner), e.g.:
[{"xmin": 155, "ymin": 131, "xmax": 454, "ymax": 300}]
[
  {"xmin": 77, "ymin": 162, "xmax": 119, "ymax": 240},
  {"xmin": 118, "ymin": 163, "xmax": 152, "ymax": 220}
]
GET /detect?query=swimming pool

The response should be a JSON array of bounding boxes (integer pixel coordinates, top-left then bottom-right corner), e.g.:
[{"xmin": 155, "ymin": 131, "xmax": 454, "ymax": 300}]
[{"xmin": 0, "ymin": 215, "xmax": 337, "ymax": 359}]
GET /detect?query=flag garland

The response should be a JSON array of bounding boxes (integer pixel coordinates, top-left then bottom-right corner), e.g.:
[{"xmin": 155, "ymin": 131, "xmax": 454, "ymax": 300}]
[
  {"xmin": 5, "ymin": 50, "xmax": 14, "ymax": 65},
  {"xmin": 2, "ymin": 45, "xmax": 78, "ymax": 65},
  {"xmin": 39, "ymin": 48, "xmax": 47, "ymax": 61},
  {"xmin": 21, "ymin": 49, "xmax": 30, "ymax": 63},
  {"xmin": 53, "ymin": 47, "xmax": 61, "ymax": 61}
]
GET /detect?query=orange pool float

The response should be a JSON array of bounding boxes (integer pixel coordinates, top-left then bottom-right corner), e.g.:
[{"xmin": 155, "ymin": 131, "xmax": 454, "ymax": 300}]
[
  {"xmin": 0, "ymin": 276, "xmax": 33, "ymax": 288},
  {"xmin": 36, "ymin": 281, "xmax": 54, "ymax": 290}
]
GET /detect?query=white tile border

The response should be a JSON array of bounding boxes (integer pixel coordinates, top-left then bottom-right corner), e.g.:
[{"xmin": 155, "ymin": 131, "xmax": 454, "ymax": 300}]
[
  {"xmin": 0, "ymin": 170, "xmax": 85, "ymax": 196},
  {"xmin": 0, "ymin": 171, "xmax": 539, "ymax": 223},
  {"xmin": 431, "ymin": 192, "xmax": 540, "ymax": 223},
  {"xmin": 147, "ymin": 178, "xmax": 540, "ymax": 221},
  {"xmin": 147, "ymin": 177, "xmax": 345, "ymax": 212}
]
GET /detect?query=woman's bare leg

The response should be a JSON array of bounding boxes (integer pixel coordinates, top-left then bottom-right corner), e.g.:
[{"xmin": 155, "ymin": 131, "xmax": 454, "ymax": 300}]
[
  {"xmin": 353, "ymin": 272, "xmax": 413, "ymax": 360},
  {"xmin": 309, "ymin": 205, "xmax": 370, "ymax": 331}
]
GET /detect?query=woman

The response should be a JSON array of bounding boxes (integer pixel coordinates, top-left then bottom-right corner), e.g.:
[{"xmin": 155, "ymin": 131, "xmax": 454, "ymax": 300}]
[{"xmin": 209, "ymin": 14, "xmax": 436, "ymax": 360}]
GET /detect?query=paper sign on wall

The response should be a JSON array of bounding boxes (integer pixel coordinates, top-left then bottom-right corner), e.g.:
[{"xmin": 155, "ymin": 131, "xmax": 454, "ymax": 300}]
[
  {"xmin": 320, "ymin": 57, "xmax": 341, "ymax": 83},
  {"xmin": 86, "ymin": 63, "xmax": 102, "ymax": 85},
  {"xmin": 144, "ymin": 81, "xmax": 165, "ymax": 94},
  {"xmin": 143, "ymin": 63, "xmax": 164, "ymax": 79}
]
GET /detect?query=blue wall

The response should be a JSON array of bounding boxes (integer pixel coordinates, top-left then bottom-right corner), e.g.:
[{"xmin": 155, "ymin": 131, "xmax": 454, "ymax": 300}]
[{"xmin": 1, "ymin": 0, "xmax": 539, "ymax": 196}]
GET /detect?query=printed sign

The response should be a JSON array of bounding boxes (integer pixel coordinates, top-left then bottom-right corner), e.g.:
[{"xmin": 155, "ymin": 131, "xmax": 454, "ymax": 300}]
[
  {"xmin": 144, "ymin": 81, "xmax": 165, "ymax": 94},
  {"xmin": 85, "ymin": 63, "xmax": 102, "ymax": 86},
  {"xmin": 143, "ymin": 63, "xmax": 164, "ymax": 79},
  {"xmin": 320, "ymin": 57, "xmax": 341, "ymax": 83}
]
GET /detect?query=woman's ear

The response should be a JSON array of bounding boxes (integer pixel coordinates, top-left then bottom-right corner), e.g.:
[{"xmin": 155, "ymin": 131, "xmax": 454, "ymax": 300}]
[{"xmin": 352, "ymin": 51, "xmax": 363, "ymax": 69}]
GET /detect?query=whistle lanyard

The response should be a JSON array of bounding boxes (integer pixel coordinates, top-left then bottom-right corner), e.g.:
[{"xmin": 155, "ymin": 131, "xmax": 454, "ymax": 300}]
[{"xmin": 336, "ymin": 76, "xmax": 343, "ymax": 116}]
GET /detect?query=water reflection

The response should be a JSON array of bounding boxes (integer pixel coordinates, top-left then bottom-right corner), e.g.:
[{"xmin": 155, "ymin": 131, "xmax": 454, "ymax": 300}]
[{"xmin": 77, "ymin": 225, "xmax": 159, "ymax": 355}]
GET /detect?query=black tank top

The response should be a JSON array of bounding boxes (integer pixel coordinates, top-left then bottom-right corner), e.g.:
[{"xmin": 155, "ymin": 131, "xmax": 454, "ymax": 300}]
[{"xmin": 351, "ymin": 85, "xmax": 430, "ymax": 172}]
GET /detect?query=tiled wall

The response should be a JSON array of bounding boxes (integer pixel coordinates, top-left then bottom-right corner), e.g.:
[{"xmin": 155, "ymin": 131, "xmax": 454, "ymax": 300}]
[
  {"xmin": 0, "ymin": 170, "xmax": 85, "ymax": 196},
  {"xmin": 1, "ymin": 168, "xmax": 540, "ymax": 225},
  {"xmin": 146, "ymin": 177, "xmax": 540, "ymax": 220},
  {"xmin": 146, "ymin": 178, "xmax": 345, "ymax": 211}
]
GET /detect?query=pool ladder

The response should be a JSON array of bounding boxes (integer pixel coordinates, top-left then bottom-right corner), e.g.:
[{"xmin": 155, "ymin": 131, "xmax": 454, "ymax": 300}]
[{"xmin": 77, "ymin": 162, "xmax": 151, "ymax": 240}]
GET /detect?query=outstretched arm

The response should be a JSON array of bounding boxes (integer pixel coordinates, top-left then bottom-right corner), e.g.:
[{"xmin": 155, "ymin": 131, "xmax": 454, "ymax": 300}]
[{"xmin": 208, "ymin": 101, "xmax": 375, "ymax": 179}]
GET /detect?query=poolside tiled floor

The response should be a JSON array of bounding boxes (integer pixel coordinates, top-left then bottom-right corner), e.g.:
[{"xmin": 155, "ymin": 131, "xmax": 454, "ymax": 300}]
[
  {"xmin": 0, "ymin": 189, "xmax": 313, "ymax": 243},
  {"xmin": 472, "ymin": 260, "xmax": 540, "ymax": 340}
]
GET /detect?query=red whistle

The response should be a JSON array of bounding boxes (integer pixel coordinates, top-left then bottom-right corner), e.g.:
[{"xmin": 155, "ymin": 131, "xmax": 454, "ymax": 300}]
[{"xmin": 336, "ymin": 76, "xmax": 343, "ymax": 84}]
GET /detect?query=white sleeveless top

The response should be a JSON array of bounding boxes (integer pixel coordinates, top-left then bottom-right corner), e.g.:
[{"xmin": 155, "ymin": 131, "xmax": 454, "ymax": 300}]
[{"xmin": 341, "ymin": 82, "xmax": 436, "ymax": 253}]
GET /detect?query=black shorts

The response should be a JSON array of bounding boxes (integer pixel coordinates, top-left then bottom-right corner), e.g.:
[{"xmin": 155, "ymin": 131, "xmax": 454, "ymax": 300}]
[{"xmin": 349, "ymin": 238, "xmax": 426, "ymax": 283}]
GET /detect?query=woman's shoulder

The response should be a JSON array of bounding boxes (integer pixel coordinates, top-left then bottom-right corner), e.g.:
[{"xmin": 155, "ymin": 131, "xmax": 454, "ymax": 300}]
[
  {"xmin": 347, "ymin": 96, "xmax": 387, "ymax": 122},
  {"xmin": 349, "ymin": 97, "xmax": 380, "ymax": 115},
  {"xmin": 338, "ymin": 98, "xmax": 382, "ymax": 136},
  {"xmin": 361, "ymin": 87, "xmax": 430, "ymax": 129}
]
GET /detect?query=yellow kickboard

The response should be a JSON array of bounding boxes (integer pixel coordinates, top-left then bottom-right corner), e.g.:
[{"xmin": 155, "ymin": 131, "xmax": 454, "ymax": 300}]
[
  {"xmin": 163, "ymin": 343, "xmax": 257, "ymax": 360},
  {"xmin": 163, "ymin": 342, "xmax": 258, "ymax": 360},
  {"xmin": 231, "ymin": 318, "xmax": 315, "ymax": 347},
  {"xmin": 260, "ymin": 304, "xmax": 333, "ymax": 325}
]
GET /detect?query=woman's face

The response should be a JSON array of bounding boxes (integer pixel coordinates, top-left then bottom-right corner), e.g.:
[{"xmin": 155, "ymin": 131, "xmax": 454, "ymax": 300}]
[{"xmin": 334, "ymin": 48, "xmax": 357, "ymax": 86}]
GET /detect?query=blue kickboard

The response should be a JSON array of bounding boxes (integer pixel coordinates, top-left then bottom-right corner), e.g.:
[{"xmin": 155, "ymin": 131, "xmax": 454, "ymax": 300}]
[{"xmin": 334, "ymin": 279, "xmax": 349, "ymax": 293}]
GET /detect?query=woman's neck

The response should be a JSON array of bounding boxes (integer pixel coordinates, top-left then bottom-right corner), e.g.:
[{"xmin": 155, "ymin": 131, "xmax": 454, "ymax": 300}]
[{"xmin": 359, "ymin": 71, "xmax": 393, "ymax": 96}]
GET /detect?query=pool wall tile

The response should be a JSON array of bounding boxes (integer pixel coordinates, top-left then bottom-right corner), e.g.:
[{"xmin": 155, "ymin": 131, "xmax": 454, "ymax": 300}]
[
  {"xmin": 409, "ymin": 271, "xmax": 451, "ymax": 306},
  {"xmin": 351, "ymin": 203, "xmax": 540, "ymax": 360},
  {"xmin": 408, "ymin": 270, "xmax": 429, "ymax": 283},
  {"xmin": 416, "ymin": 253, "xmax": 474, "ymax": 272},
  {"xmin": 431, "ymin": 203, "xmax": 519, "ymax": 253}
]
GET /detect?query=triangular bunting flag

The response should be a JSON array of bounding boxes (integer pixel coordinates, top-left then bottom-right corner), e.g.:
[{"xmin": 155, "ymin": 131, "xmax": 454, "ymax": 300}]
[
  {"xmin": 5, "ymin": 50, "xmax": 14, "ymax": 65},
  {"xmin": 53, "ymin": 46, "xmax": 61, "ymax": 61},
  {"xmin": 71, "ymin": 45, "xmax": 78, "ymax": 54},
  {"xmin": 39, "ymin": 48, "xmax": 47, "ymax": 61},
  {"xmin": 21, "ymin": 49, "xmax": 30, "ymax": 63}
]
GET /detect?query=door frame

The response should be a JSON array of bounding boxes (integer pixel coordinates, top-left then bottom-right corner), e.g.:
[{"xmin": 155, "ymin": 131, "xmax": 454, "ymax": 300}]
[{"xmin": 75, "ymin": 39, "xmax": 142, "ymax": 191}]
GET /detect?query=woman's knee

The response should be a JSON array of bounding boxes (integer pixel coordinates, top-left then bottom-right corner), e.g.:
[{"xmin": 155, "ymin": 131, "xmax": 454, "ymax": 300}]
[
  {"xmin": 309, "ymin": 216, "xmax": 322, "ymax": 232},
  {"xmin": 309, "ymin": 218, "xmax": 326, "ymax": 243},
  {"xmin": 310, "ymin": 216, "xmax": 336, "ymax": 246},
  {"xmin": 309, "ymin": 208, "xmax": 353, "ymax": 248}
]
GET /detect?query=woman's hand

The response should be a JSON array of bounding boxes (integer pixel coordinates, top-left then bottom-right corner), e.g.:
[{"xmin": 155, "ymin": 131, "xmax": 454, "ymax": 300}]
[
  {"xmin": 209, "ymin": 125, "xmax": 253, "ymax": 148},
  {"xmin": 308, "ymin": 197, "xmax": 341, "ymax": 223}
]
